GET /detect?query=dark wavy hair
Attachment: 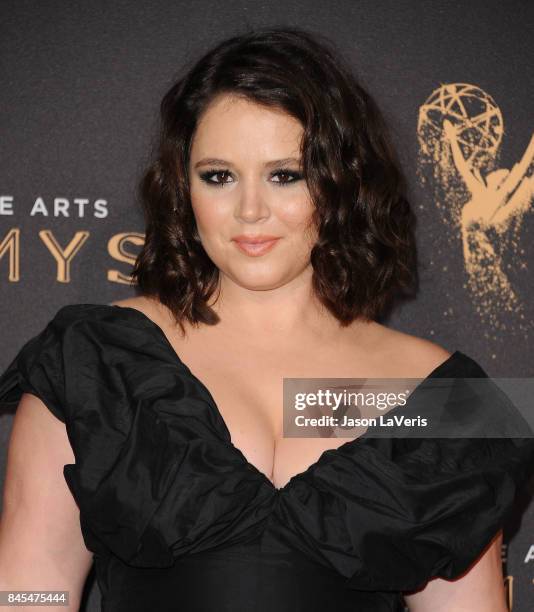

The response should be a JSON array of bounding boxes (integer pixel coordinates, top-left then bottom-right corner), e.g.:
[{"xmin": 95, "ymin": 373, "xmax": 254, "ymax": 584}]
[{"xmin": 131, "ymin": 26, "xmax": 418, "ymax": 335}]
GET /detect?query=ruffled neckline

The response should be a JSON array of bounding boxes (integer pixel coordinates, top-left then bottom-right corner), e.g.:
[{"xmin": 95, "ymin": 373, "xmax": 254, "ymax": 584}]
[{"xmin": 104, "ymin": 303, "xmax": 465, "ymax": 493}]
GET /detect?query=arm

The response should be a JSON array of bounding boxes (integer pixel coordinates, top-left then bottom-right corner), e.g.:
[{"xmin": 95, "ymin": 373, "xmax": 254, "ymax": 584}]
[
  {"xmin": 496, "ymin": 134, "xmax": 534, "ymax": 202},
  {"xmin": 0, "ymin": 393, "xmax": 94, "ymax": 611},
  {"xmin": 403, "ymin": 530, "xmax": 507, "ymax": 612},
  {"xmin": 443, "ymin": 119, "xmax": 486, "ymax": 198}
]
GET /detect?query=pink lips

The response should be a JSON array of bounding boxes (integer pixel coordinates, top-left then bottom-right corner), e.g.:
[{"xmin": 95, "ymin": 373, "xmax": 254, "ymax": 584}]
[{"xmin": 232, "ymin": 235, "xmax": 281, "ymax": 257}]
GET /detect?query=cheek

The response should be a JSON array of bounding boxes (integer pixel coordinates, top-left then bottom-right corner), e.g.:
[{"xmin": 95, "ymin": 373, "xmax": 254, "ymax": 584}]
[
  {"xmin": 191, "ymin": 196, "xmax": 227, "ymax": 237},
  {"xmin": 275, "ymin": 196, "xmax": 317, "ymax": 242}
]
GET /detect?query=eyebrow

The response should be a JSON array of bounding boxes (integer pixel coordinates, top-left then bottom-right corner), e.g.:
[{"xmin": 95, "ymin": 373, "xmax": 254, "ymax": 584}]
[{"xmin": 194, "ymin": 157, "xmax": 301, "ymax": 169}]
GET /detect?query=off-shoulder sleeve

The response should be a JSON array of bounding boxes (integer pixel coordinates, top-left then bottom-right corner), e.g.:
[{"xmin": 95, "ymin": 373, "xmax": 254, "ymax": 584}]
[
  {"xmin": 267, "ymin": 355, "xmax": 534, "ymax": 593},
  {"xmin": 0, "ymin": 316, "xmax": 66, "ymax": 423},
  {"xmin": 0, "ymin": 303, "xmax": 274, "ymax": 567},
  {"xmin": 283, "ymin": 434, "xmax": 534, "ymax": 594}
]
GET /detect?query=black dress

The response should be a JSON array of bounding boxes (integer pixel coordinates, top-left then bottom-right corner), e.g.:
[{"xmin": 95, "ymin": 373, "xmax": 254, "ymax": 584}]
[{"xmin": 1, "ymin": 303, "xmax": 533, "ymax": 612}]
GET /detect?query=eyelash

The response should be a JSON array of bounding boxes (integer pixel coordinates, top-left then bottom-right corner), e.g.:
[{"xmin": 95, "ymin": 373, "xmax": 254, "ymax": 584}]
[{"xmin": 198, "ymin": 168, "xmax": 303, "ymax": 188}]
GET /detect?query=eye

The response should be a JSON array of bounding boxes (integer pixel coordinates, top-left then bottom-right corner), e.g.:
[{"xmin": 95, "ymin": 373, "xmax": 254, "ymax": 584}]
[
  {"xmin": 271, "ymin": 169, "xmax": 303, "ymax": 186},
  {"xmin": 199, "ymin": 169, "xmax": 234, "ymax": 187}
]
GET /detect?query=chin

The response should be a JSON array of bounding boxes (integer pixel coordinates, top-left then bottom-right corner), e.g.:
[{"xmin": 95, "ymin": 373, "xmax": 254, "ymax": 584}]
[{"xmin": 228, "ymin": 268, "xmax": 291, "ymax": 291}]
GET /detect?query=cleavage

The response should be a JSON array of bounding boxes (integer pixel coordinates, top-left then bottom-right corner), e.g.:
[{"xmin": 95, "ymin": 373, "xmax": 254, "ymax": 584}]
[{"xmin": 184, "ymin": 364, "xmax": 361, "ymax": 490}]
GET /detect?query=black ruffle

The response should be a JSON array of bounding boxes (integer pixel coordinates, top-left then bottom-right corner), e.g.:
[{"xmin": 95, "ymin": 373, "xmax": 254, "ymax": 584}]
[
  {"xmin": 0, "ymin": 317, "xmax": 66, "ymax": 423},
  {"xmin": 0, "ymin": 304, "xmax": 276, "ymax": 567},
  {"xmin": 268, "ymin": 433, "xmax": 533, "ymax": 592}
]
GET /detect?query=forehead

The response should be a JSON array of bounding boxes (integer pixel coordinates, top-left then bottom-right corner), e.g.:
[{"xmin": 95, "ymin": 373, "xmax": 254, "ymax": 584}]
[{"xmin": 191, "ymin": 94, "xmax": 304, "ymax": 159}]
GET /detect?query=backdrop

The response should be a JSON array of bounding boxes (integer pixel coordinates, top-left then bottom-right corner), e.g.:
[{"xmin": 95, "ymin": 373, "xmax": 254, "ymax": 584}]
[{"xmin": 1, "ymin": 1, "xmax": 533, "ymax": 610}]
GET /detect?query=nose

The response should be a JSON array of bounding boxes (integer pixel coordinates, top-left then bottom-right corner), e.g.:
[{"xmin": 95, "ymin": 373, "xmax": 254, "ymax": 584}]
[{"xmin": 233, "ymin": 178, "xmax": 271, "ymax": 223}]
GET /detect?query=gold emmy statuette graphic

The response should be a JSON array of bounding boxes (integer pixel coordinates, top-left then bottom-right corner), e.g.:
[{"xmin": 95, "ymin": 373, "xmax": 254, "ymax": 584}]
[{"xmin": 417, "ymin": 83, "xmax": 534, "ymax": 338}]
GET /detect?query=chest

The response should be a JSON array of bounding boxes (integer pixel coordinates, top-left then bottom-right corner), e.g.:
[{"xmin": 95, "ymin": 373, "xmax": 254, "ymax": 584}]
[{"xmin": 174, "ymin": 343, "xmax": 384, "ymax": 490}]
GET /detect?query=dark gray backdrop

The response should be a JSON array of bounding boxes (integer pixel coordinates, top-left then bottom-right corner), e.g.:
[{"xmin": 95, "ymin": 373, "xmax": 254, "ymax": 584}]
[{"xmin": 1, "ymin": 1, "xmax": 533, "ymax": 610}]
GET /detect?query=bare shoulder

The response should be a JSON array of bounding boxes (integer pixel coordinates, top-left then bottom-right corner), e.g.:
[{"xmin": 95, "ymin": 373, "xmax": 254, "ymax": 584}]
[
  {"xmin": 368, "ymin": 321, "xmax": 453, "ymax": 378},
  {"xmin": 111, "ymin": 295, "xmax": 151, "ymax": 310},
  {"xmin": 110, "ymin": 295, "xmax": 163, "ymax": 320}
]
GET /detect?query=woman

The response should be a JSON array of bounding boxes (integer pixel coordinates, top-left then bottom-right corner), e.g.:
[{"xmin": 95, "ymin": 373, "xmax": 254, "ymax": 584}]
[{"xmin": 0, "ymin": 27, "xmax": 533, "ymax": 612}]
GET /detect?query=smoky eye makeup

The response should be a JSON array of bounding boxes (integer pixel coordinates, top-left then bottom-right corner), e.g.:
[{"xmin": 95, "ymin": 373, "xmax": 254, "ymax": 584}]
[
  {"xmin": 198, "ymin": 167, "xmax": 304, "ymax": 187},
  {"xmin": 198, "ymin": 168, "xmax": 233, "ymax": 188}
]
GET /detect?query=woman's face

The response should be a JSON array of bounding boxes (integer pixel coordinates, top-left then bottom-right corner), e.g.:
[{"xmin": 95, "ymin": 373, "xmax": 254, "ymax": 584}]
[{"xmin": 188, "ymin": 94, "xmax": 318, "ymax": 291}]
